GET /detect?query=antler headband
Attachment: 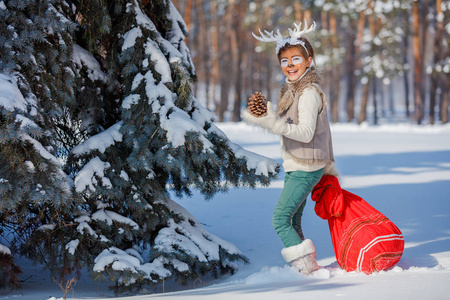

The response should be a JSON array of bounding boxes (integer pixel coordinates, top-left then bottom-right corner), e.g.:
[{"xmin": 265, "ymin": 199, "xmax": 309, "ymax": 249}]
[{"xmin": 252, "ymin": 20, "xmax": 316, "ymax": 55}]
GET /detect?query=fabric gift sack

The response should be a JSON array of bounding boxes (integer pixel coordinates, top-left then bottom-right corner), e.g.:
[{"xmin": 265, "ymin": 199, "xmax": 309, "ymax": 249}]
[{"xmin": 311, "ymin": 175, "xmax": 404, "ymax": 274}]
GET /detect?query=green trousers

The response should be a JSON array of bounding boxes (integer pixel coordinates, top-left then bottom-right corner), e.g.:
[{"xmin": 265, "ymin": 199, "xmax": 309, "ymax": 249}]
[{"xmin": 272, "ymin": 168, "xmax": 324, "ymax": 248}]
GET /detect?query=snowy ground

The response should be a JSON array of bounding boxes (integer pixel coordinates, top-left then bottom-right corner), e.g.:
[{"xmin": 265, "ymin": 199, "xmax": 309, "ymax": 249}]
[{"xmin": 1, "ymin": 121, "xmax": 450, "ymax": 300}]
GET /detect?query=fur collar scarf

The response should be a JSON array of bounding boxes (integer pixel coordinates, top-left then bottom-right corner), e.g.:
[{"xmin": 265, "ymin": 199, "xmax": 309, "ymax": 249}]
[{"xmin": 277, "ymin": 67, "xmax": 321, "ymax": 117}]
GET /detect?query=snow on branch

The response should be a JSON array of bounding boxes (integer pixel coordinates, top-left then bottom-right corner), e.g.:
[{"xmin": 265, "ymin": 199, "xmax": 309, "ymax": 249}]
[
  {"xmin": 0, "ymin": 74, "xmax": 28, "ymax": 113},
  {"xmin": 122, "ymin": 27, "xmax": 143, "ymax": 52},
  {"xmin": 65, "ymin": 239, "xmax": 80, "ymax": 255},
  {"xmin": 72, "ymin": 44, "xmax": 107, "ymax": 82},
  {"xmin": 160, "ymin": 107, "xmax": 212, "ymax": 149},
  {"xmin": 94, "ymin": 247, "xmax": 142, "ymax": 273},
  {"xmin": 91, "ymin": 209, "xmax": 139, "ymax": 230},
  {"xmin": 131, "ymin": 0, "xmax": 157, "ymax": 32},
  {"xmin": 74, "ymin": 157, "xmax": 112, "ymax": 193},
  {"xmin": 71, "ymin": 122, "xmax": 123, "ymax": 156},
  {"xmin": 93, "ymin": 247, "xmax": 173, "ymax": 282},
  {"xmin": 0, "ymin": 244, "xmax": 11, "ymax": 255},
  {"xmin": 208, "ymin": 123, "xmax": 279, "ymax": 177},
  {"xmin": 145, "ymin": 40, "xmax": 172, "ymax": 83},
  {"xmin": 154, "ymin": 197, "xmax": 243, "ymax": 262}
]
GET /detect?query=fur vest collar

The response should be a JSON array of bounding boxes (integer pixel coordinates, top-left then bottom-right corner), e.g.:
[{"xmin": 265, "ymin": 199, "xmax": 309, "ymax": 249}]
[{"xmin": 277, "ymin": 67, "xmax": 321, "ymax": 117}]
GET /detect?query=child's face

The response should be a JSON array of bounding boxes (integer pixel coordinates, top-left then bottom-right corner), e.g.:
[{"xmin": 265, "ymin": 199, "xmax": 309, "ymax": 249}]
[{"xmin": 279, "ymin": 47, "xmax": 312, "ymax": 82}]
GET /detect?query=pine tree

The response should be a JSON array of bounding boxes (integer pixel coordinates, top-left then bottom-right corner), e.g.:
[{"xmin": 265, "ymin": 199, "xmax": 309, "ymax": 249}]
[
  {"xmin": 1, "ymin": 0, "xmax": 278, "ymax": 293},
  {"xmin": 0, "ymin": 0, "xmax": 78, "ymax": 287},
  {"xmin": 61, "ymin": 0, "xmax": 278, "ymax": 294}
]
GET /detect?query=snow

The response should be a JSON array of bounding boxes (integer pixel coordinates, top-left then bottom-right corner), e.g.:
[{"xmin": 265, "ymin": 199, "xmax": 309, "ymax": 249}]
[
  {"xmin": 74, "ymin": 156, "xmax": 111, "ymax": 193},
  {"xmin": 93, "ymin": 247, "xmax": 142, "ymax": 273},
  {"xmin": 0, "ymin": 244, "xmax": 11, "ymax": 255},
  {"xmin": 2, "ymin": 122, "xmax": 450, "ymax": 300},
  {"xmin": 131, "ymin": 0, "xmax": 157, "ymax": 32},
  {"xmin": 0, "ymin": 73, "xmax": 28, "ymax": 112},
  {"xmin": 122, "ymin": 93, "xmax": 141, "ymax": 109},
  {"xmin": 21, "ymin": 133, "xmax": 60, "ymax": 165},
  {"xmin": 37, "ymin": 224, "xmax": 56, "ymax": 231},
  {"xmin": 154, "ymin": 197, "xmax": 243, "ymax": 264},
  {"xmin": 72, "ymin": 44, "xmax": 107, "ymax": 82},
  {"xmin": 160, "ymin": 107, "xmax": 211, "ymax": 148},
  {"xmin": 131, "ymin": 67, "xmax": 212, "ymax": 149},
  {"xmin": 208, "ymin": 123, "xmax": 278, "ymax": 176},
  {"xmin": 145, "ymin": 39, "xmax": 172, "ymax": 83},
  {"xmin": 166, "ymin": 1, "xmax": 193, "ymax": 67},
  {"xmin": 24, "ymin": 161, "xmax": 35, "ymax": 173},
  {"xmin": 66, "ymin": 239, "xmax": 80, "ymax": 255},
  {"xmin": 72, "ymin": 122, "xmax": 123, "ymax": 155},
  {"xmin": 15, "ymin": 114, "xmax": 39, "ymax": 130},
  {"xmin": 122, "ymin": 27, "xmax": 143, "ymax": 51},
  {"xmin": 91, "ymin": 209, "xmax": 139, "ymax": 230}
]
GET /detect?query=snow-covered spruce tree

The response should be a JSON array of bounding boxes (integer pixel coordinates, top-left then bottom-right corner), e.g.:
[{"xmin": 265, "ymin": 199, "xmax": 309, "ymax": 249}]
[
  {"xmin": 64, "ymin": 0, "xmax": 278, "ymax": 294},
  {"xmin": 0, "ymin": 0, "xmax": 78, "ymax": 287}
]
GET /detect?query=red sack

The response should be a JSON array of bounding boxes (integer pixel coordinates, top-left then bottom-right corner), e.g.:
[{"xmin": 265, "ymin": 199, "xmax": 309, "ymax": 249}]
[{"xmin": 312, "ymin": 175, "xmax": 404, "ymax": 274}]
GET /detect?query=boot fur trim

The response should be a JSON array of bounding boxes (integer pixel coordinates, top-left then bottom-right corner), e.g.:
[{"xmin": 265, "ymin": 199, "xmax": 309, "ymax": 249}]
[{"xmin": 281, "ymin": 239, "xmax": 316, "ymax": 263}]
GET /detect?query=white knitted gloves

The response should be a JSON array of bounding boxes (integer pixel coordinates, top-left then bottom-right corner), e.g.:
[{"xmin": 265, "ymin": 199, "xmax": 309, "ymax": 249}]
[{"xmin": 242, "ymin": 101, "xmax": 288, "ymax": 136}]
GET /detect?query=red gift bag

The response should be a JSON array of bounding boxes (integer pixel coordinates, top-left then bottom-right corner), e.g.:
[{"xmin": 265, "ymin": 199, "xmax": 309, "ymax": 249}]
[{"xmin": 312, "ymin": 175, "xmax": 404, "ymax": 274}]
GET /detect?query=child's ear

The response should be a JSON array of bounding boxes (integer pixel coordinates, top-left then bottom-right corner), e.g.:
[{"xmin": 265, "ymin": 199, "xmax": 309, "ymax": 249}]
[{"xmin": 307, "ymin": 56, "xmax": 312, "ymax": 67}]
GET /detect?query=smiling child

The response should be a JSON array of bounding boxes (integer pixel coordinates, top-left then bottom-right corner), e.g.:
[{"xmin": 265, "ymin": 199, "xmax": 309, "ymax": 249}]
[{"xmin": 242, "ymin": 21, "xmax": 338, "ymax": 275}]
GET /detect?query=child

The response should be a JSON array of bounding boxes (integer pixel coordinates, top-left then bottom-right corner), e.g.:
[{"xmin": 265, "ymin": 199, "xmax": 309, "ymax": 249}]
[{"xmin": 243, "ymin": 21, "xmax": 338, "ymax": 275}]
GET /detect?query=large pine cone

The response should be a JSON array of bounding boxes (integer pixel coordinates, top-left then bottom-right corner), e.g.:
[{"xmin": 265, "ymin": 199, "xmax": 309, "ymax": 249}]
[{"xmin": 248, "ymin": 92, "xmax": 267, "ymax": 117}]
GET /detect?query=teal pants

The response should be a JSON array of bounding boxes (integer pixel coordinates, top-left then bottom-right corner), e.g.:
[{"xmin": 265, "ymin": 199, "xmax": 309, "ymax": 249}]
[{"xmin": 272, "ymin": 168, "xmax": 324, "ymax": 248}]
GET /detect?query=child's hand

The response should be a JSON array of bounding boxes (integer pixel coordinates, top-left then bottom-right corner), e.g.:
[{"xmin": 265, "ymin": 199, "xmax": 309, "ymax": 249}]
[
  {"xmin": 242, "ymin": 101, "xmax": 275, "ymax": 128},
  {"xmin": 248, "ymin": 92, "xmax": 267, "ymax": 117},
  {"xmin": 242, "ymin": 101, "xmax": 289, "ymax": 137}
]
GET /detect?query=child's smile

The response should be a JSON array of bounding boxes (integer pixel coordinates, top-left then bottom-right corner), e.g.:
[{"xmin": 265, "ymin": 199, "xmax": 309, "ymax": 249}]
[{"xmin": 287, "ymin": 69, "xmax": 299, "ymax": 76}]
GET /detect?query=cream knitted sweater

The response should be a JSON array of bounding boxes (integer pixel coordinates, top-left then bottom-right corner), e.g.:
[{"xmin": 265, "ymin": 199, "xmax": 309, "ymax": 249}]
[{"xmin": 280, "ymin": 86, "xmax": 327, "ymax": 172}]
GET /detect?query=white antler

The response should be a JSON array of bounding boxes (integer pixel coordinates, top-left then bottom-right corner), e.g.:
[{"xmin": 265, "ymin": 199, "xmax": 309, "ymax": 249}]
[
  {"xmin": 252, "ymin": 28, "xmax": 283, "ymax": 43},
  {"xmin": 252, "ymin": 21, "xmax": 317, "ymax": 54},
  {"xmin": 289, "ymin": 20, "xmax": 316, "ymax": 40}
]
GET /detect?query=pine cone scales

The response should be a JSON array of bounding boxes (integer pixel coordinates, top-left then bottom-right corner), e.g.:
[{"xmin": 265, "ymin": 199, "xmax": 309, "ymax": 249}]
[{"xmin": 248, "ymin": 92, "xmax": 267, "ymax": 117}]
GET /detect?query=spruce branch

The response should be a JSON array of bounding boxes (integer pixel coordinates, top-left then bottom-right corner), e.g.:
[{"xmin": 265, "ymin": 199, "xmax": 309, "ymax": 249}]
[{"xmin": 53, "ymin": 276, "xmax": 77, "ymax": 300}]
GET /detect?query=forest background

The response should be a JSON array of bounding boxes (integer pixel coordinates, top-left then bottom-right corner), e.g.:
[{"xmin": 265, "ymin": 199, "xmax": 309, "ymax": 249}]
[
  {"xmin": 173, "ymin": 0, "xmax": 450, "ymax": 125},
  {"xmin": 0, "ymin": 0, "xmax": 449, "ymax": 297}
]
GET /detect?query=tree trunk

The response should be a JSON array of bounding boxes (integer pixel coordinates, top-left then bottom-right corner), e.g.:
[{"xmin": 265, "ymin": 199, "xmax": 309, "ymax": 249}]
[
  {"xmin": 230, "ymin": 0, "xmax": 246, "ymax": 122},
  {"xmin": 217, "ymin": 59, "xmax": 230, "ymax": 122},
  {"xmin": 359, "ymin": 80, "xmax": 370, "ymax": 124},
  {"xmin": 330, "ymin": 12, "xmax": 339, "ymax": 123},
  {"xmin": 389, "ymin": 82, "xmax": 394, "ymax": 116},
  {"xmin": 267, "ymin": 59, "xmax": 272, "ymax": 102},
  {"xmin": 196, "ymin": 0, "xmax": 210, "ymax": 109},
  {"xmin": 209, "ymin": 0, "xmax": 220, "ymax": 111},
  {"xmin": 373, "ymin": 78, "xmax": 378, "ymax": 125},
  {"xmin": 190, "ymin": 0, "xmax": 199, "ymax": 96},
  {"xmin": 442, "ymin": 89, "xmax": 449, "ymax": 124},
  {"xmin": 412, "ymin": 1, "xmax": 423, "ymax": 124},
  {"xmin": 321, "ymin": 11, "xmax": 331, "ymax": 104},
  {"xmin": 359, "ymin": 0, "xmax": 374, "ymax": 124},
  {"xmin": 294, "ymin": 1, "xmax": 303, "ymax": 23},
  {"xmin": 421, "ymin": 0, "xmax": 430, "ymax": 108},
  {"xmin": 430, "ymin": 0, "xmax": 443, "ymax": 124},
  {"xmin": 216, "ymin": 6, "xmax": 233, "ymax": 121},
  {"xmin": 345, "ymin": 19, "xmax": 357, "ymax": 122},
  {"xmin": 353, "ymin": 9, "xmax": 366, "ymax": 123},
  {"xmin": 402, "ymin": 12, "xmax": 410, "ymax": 118},
  {"xmin": 183, "ymin": 0, "xmax": 193, "ymax": 36}
]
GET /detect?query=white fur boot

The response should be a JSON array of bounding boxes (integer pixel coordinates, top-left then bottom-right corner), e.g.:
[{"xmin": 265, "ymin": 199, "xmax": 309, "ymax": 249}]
[{"xmin": 281, "ymin": 239, "xmax": 319, "ymax": 275}]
